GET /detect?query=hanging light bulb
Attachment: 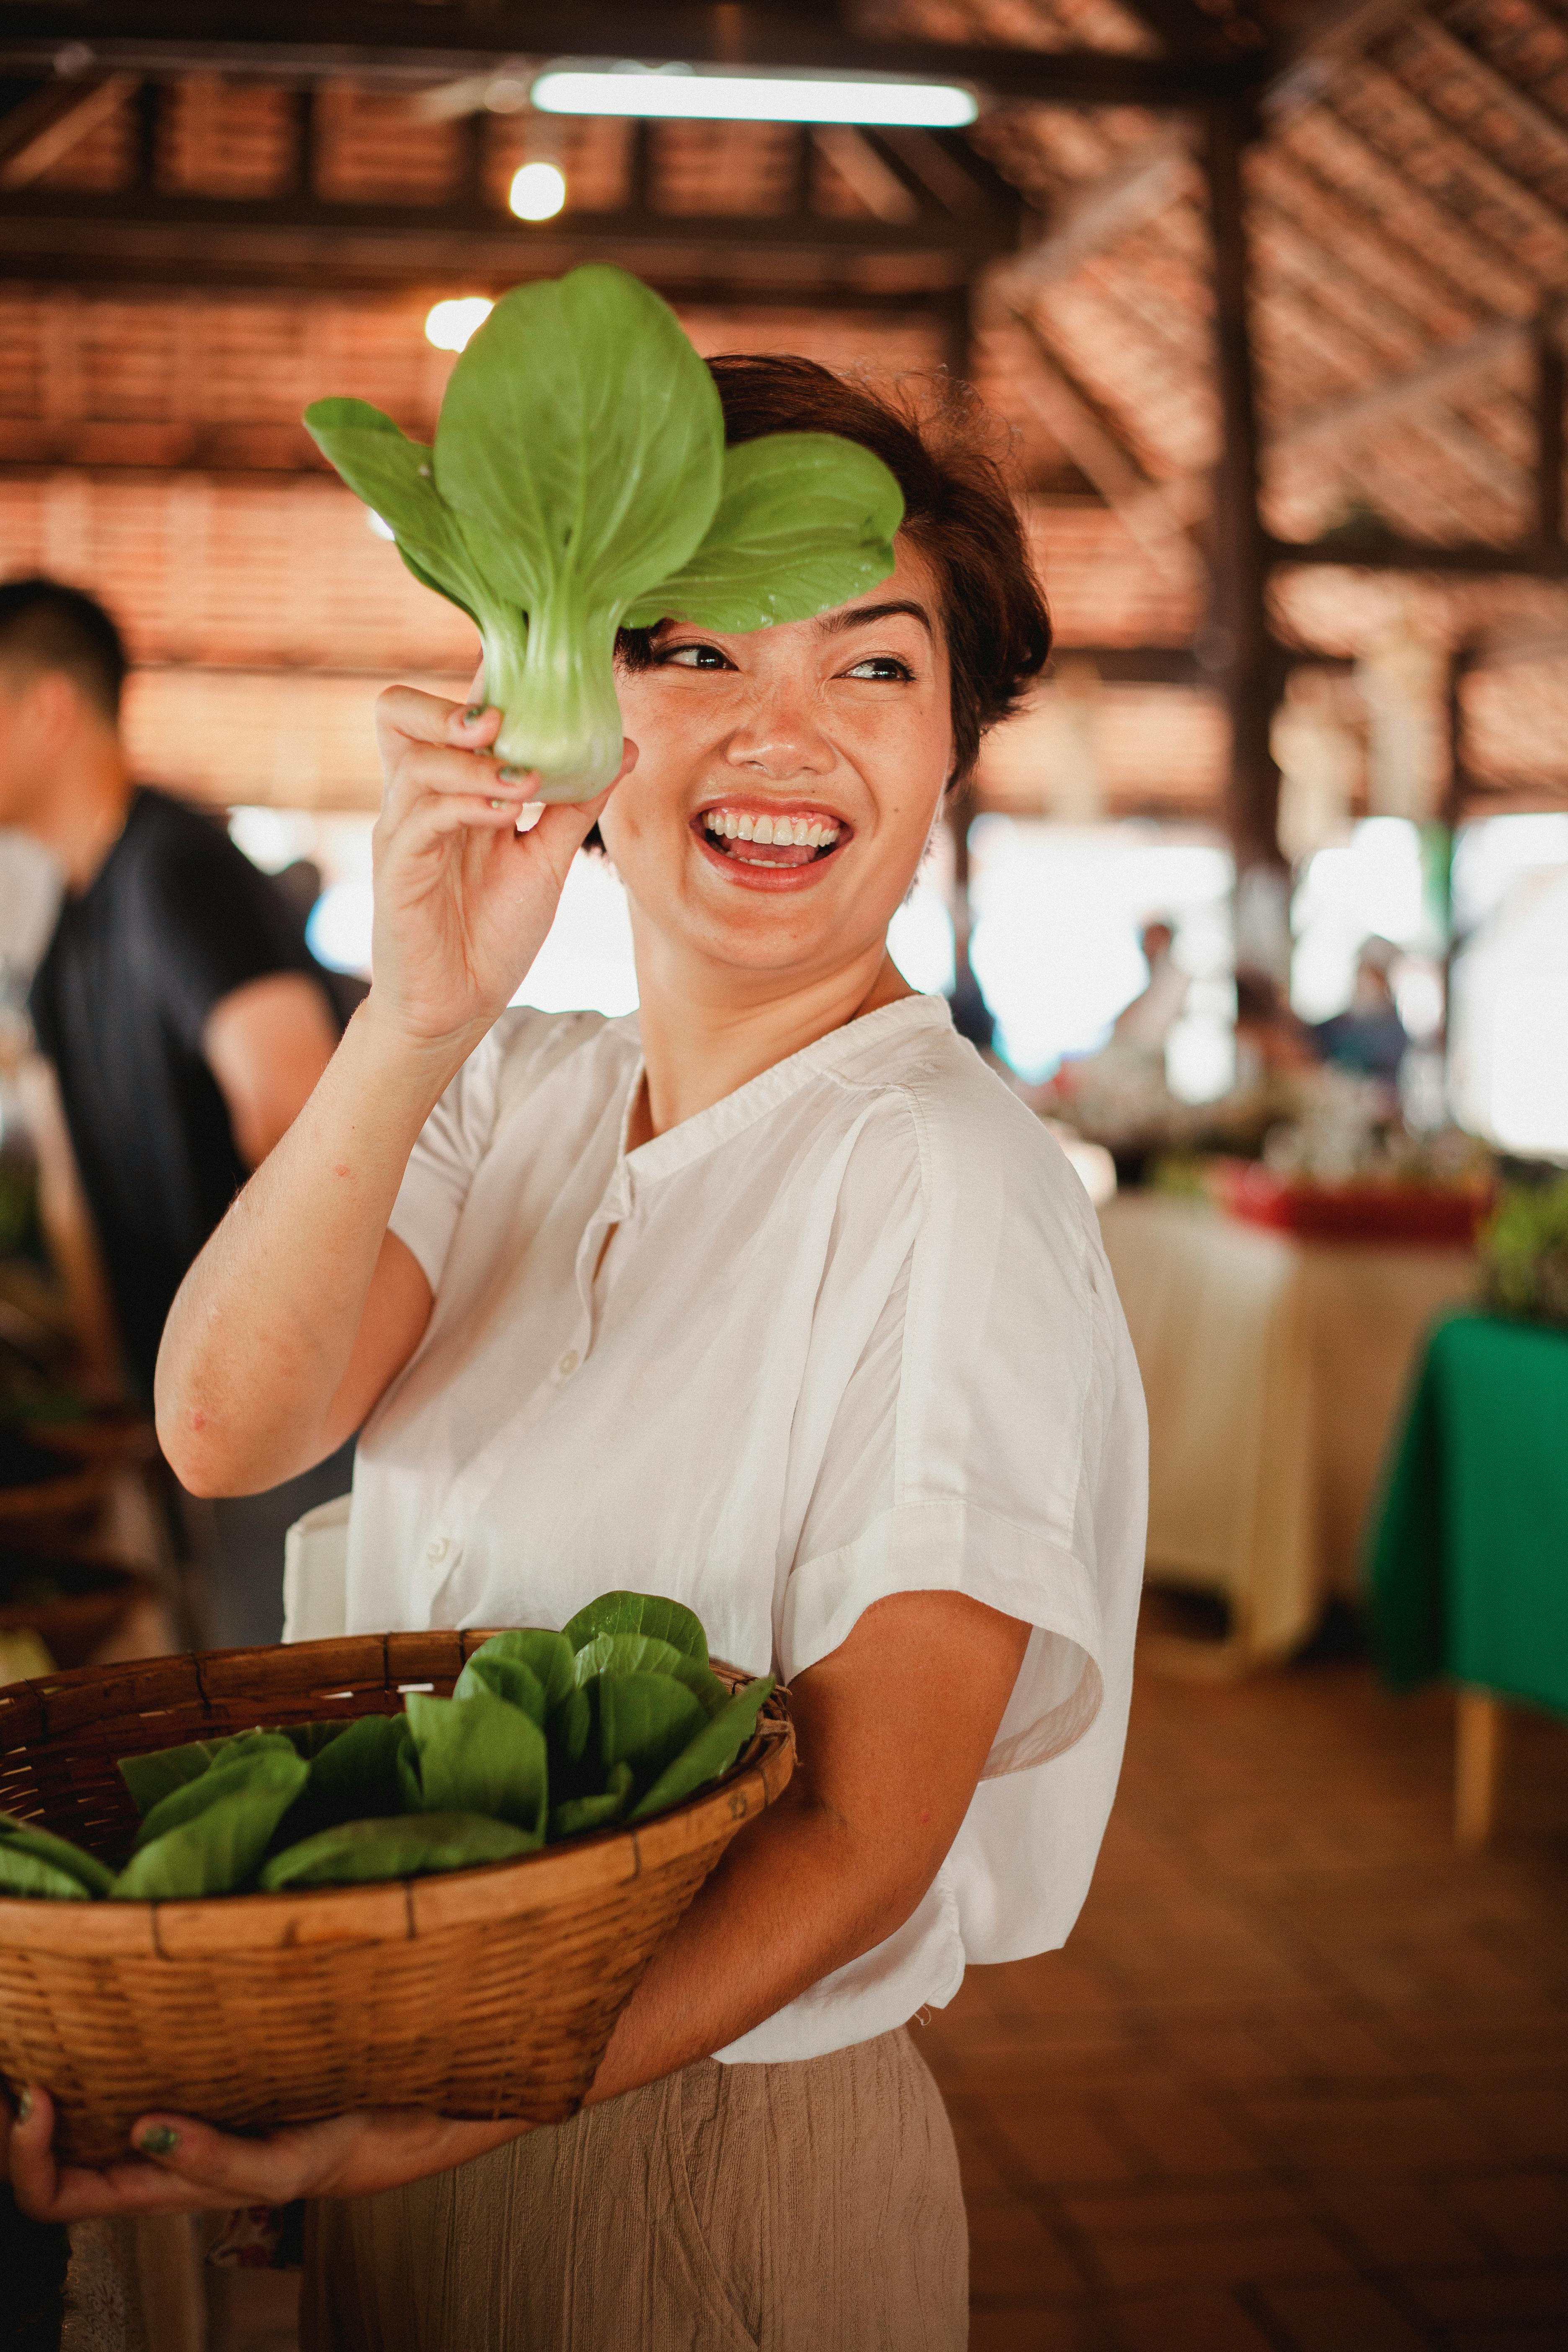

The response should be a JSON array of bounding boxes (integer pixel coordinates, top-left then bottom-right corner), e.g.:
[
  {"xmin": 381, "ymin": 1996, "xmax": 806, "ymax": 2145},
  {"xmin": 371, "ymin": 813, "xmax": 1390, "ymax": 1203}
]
[
  {"xmin": 509, "ymin": 160, "xmax": 567, "ymax": 221},
  {"xmin": 424, "ymin": 297, "xmax": 494, "ymax": 352}
]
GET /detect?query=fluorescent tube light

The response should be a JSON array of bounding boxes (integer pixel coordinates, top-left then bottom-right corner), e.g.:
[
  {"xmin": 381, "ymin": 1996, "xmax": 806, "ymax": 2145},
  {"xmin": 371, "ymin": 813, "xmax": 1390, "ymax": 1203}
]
[{"xmin": 530, "ymin": 63, "xmax": 978, "ymax": 129}]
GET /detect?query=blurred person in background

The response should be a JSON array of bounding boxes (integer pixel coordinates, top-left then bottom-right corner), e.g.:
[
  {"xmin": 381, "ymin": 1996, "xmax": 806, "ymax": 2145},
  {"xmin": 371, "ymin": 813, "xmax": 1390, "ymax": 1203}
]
[
  {"xmin": 1233, "ymin": 966, "xmax": 1320, "ymax": 1085},
  {"xmin": 1113, "ymin": 918, "xmax": 1189, "ymax": 1057},
  {"xmin": 1312, "ymin": 935, "xmax": 1410, "ymax": 1085},
  {"xmin": 0, "ymin": 575, "xmax": 349, "ymax": 1645}
]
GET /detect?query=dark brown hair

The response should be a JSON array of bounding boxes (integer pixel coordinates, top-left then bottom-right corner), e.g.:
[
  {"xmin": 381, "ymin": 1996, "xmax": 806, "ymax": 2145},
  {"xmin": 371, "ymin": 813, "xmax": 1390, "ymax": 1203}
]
[
  {"xmin": 0, "ymin": 576, "xmax": 126, "ymax": 721},
  {"xmin": 616, "ymin": 354, "xmax": 1051, "ymax": 786}
]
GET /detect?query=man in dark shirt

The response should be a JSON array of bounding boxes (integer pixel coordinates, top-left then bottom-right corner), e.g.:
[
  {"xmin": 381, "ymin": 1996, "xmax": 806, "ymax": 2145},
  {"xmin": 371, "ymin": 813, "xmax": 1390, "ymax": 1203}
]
[{"xmin": 0, "ymin": 576, "xmax": 348, "ymax": 1642}]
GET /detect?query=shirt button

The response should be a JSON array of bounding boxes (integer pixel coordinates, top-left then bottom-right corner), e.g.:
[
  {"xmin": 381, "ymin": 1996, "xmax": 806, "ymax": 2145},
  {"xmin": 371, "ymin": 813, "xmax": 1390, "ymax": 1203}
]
[
  {"xmin": 557, "ymin": 1349, "xmax": 579, "ymax": 1379},
  {"xmin": 426, "ymin": 1536, "xmax": 450, "ymax": 1565}
]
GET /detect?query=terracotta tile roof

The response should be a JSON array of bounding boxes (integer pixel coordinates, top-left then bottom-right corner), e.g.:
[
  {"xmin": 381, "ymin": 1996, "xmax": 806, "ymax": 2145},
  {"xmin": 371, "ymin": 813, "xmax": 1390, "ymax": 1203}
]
[{"xmin": 2, "ymin": 0, "xmax": 1566, "ymax": 816}]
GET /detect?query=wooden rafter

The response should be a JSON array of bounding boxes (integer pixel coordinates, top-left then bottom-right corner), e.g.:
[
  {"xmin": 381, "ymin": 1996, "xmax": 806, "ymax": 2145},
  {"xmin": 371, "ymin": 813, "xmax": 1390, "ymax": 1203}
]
[
  {"xmin": 0, "ymin": 5, "xmax": 1263, "ymax": 106},
  {"xmin": 0, "ymin": 71, "xmax": 133, "ymax": 187}
]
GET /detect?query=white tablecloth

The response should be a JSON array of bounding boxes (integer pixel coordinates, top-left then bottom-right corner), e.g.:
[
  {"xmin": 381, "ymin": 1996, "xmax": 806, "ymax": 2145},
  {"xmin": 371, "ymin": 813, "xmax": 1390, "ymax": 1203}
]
[{"xmin": 1098, "ymin": 1192, "xmax": 1477, "ymax": 1663}]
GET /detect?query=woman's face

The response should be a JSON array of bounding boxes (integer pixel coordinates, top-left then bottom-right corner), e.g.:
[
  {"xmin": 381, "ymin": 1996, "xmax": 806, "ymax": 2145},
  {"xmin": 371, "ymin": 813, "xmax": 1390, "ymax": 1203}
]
[{"xmin": 602, "ymin": 536, "xmax": 954, "ymax": 998}]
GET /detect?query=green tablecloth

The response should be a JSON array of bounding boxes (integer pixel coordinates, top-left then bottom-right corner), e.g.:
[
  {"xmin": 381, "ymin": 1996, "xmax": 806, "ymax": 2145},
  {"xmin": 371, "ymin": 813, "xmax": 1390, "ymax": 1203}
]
[{"xmin": 1368, "ymin": 1312, "xmax": 1568, "ymax": 1714}]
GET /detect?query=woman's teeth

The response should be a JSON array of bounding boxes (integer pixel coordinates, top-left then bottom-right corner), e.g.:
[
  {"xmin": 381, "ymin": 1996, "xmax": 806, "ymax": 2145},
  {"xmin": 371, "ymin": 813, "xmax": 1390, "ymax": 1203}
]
[{"xmin": 701, "ymin": 810, "xmax": 840, "ymax": 849}]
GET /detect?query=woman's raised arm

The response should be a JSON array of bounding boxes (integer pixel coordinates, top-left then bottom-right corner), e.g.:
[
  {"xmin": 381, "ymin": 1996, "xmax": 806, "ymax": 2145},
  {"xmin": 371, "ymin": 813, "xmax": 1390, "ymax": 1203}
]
[{"xmin": 155, "ymin": 686, "xmax": 627, "ymax": 1495}]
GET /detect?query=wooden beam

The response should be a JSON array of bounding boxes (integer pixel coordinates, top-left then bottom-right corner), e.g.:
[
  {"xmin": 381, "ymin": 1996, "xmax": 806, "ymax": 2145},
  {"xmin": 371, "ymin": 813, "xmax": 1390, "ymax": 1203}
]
[
  {"xmin": 988, "ymin": 309, "xmax": 1202, "ymax": 587},
  {"xmin": 0, "ymin": 184, "xmax": 1019, "ymax": 295},
  {"xmin": 1264, "ymin": 0, "xmax": 1431, "ymax": 120},
  {"xmin": 811, "ymin": 127, "xmax": 917, "ymax": 227},
  {"xmin": 1271, "ymin": 317, "xmax": 1534, "ymax": 460},
  {"xmin": 1202, "ymin": 101, "xmax": 1283, "ymax": 876},
  {"xmin": 993, "ymin": 131, "xmax": 1193, "ymax": 301},
  {"xmin": 990, "ymin": 0, "xmax": 1419, "ymax": 304},
  {"xmin": 1117, "ymin": 0, "xmax": 1265, "ymax": 57},
  {"xmin": 0, "ymin": 70, "xmax": 133, "ymax": 188},
  {"xmin": 1268, "ymin": 531, "xmax": 1568, "ymax": 578},
  {"xmin": 0, "ymin": 7, "xmax": 1263, "ymax": 106}
]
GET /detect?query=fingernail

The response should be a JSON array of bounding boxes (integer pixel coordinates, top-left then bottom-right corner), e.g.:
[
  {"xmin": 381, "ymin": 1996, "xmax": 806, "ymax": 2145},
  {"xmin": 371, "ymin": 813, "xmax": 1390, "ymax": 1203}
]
[
  {"xmin": 462, "ymin": 704, "xmax": 487, "ymax": 725},
  {"xmin": 138, "ymin": 2124, "xmax": 179, "ymax": 2157},
  {"xmin": 15, "ymin": 2087, "xmax": 32, "ymax": 2124},
  {"xmin": 496, "ymin": 766, "xmax": 529, "ymax": 785}
]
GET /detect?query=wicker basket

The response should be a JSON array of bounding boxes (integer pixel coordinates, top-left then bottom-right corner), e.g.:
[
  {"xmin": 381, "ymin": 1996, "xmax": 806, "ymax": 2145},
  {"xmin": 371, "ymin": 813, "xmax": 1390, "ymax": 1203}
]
[{"xmin": 0, "ymin": 1632, "xmax": 794, "ymax": 2164}]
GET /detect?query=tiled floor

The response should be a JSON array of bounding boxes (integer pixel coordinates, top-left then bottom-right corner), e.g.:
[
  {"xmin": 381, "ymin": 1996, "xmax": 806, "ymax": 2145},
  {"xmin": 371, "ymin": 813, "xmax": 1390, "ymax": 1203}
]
[
  {"xmin": 224, "ymin": 1631, "xmax": 1568, "ymax": 2350},
  {"xmin": 924, "ymin": 1635, "xmax": 1568, "ymax": 2350}
]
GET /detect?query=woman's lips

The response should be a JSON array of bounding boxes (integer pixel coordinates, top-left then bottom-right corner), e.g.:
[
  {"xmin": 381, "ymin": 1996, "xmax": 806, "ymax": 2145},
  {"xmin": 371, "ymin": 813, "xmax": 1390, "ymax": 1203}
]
[{"xmin": 689, "ymin": 806, "xmax": 851, "ymax": 891}]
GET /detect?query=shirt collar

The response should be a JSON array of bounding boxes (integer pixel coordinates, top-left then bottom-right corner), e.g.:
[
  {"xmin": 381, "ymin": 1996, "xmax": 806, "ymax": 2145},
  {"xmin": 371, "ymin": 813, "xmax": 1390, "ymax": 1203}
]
[{"xmin": 612, "ymin": 993, "xmax": 952, "ymax": 1187}]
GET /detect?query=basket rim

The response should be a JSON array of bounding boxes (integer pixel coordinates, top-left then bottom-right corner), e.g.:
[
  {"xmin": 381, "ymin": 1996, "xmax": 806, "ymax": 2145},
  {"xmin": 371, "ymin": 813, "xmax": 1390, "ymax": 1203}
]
[{"xmin": 0, "ymin": 1635, "xmax": 794, "ymax": 1955}]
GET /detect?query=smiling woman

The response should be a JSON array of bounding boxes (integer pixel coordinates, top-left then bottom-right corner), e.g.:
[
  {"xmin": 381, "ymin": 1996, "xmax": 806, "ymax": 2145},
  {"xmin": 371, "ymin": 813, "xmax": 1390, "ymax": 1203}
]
[{"xmin": 9, "ymin": 348, "xmax": 1147, "ymax": 2352}]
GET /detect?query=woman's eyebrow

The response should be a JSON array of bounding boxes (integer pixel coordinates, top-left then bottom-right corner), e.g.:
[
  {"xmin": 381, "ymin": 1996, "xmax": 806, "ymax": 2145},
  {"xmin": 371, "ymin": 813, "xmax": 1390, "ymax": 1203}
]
[{"xmin": 817, "ymin": 599, "xmax": 934, "ymax": 638}]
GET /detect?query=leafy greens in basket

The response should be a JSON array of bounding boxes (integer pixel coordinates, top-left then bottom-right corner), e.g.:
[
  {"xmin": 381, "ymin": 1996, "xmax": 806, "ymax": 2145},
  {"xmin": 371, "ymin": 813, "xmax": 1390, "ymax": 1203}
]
[
  {"xmin": 0, "ymin": 1592, "xmax": 773, "ymax": 1901},
  {"xmin": 304, "ymin": 264, "xmax": 903, "ymax": 801}
]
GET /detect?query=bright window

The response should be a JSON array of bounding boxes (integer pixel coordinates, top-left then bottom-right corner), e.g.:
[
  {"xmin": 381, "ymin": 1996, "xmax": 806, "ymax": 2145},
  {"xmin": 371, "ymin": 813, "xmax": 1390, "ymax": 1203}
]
[{"xmin": 966, "ymin": 817, "xmax": 1235, "ymax": 1095}]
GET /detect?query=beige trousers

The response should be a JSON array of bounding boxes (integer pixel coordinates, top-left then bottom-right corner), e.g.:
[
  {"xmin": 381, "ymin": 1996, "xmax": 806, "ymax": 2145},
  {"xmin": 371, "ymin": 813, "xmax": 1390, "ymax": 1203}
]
[{"xmin": 300, "ymin": 2028, "xmax": 967, "ymax": 2352}]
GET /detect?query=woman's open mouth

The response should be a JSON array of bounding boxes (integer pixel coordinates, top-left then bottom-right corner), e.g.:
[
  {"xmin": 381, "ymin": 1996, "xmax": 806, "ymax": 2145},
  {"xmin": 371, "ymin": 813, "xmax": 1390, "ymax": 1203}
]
[{"xmin": 692, "ymin": 804, "xmax": 849, "ymax": 875}]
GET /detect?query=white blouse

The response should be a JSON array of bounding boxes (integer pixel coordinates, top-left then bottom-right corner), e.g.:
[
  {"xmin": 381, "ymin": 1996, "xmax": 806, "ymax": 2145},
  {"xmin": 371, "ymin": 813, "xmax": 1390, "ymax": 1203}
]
[{"xmin": 348, "ymin": 993, "xmax": 1146, "ymax": 2063}]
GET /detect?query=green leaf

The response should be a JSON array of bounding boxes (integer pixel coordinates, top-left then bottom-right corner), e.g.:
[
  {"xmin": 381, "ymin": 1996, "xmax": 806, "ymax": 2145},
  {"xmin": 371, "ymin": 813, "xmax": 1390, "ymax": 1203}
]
[
  {"xmin": 596, "ymin": 1674, "xmax": 707, "ymax": 1789},
  {"xmin": 259, "ymin": 1812, "xmax": 535, "ymax": 1892},
  {"xmin": 0, "ymin": 1810, "xmax": 115, "ymax": 1899},
  {"xmin": 624, "ymin": 434, "xmax": 902, "ymax": 631},
  {"xmin": 433, "ymin": 268, "xmax": 724, "ymax": 795},
  {"xmin": 117, "ymin": 1727, "xmax": 302, "ymax": 1818},
  {"xmin": 435, "ymin": 268, "xmax": 722, "ymax": 621},
  {"xmin": 629, "ymin": 1677, "xmax": 775, "ymax": 1823},
  {"xmin": 405, "ymin": 1691, "xmax": 547, "ymax": 1840},
  {"xmin": 302, "ymin": 397, "xmax": 515, "ymax": 640},
  {"xmin": 549, "ymin": 1761, "xmax": 635, "ymax": 1842},
  {"xmin": 573, "ymin": 1633, "xmax": 728, "ymax": 1720},
  {"xmin": 281, "ymin": 1720, "xmax": 358, "ymax": 1763},
  {"xmin": 563, "ymin": 1591, "xmax": 709, "ymax": 1666},
  {"xmin": 114, "ymin": 1751, "xmax": 309, "ymax": 1900},
  {"xmin": 278, "ymin": 1713, "xmax": 415, "ymax": 1846},
  {"xmin": 129, "ymin": 1739, "xmax": 299, "ymax": 1855},
  {"xmin": 455, "ymin": 1630, "xmax": 576, "ymax": 1726}
]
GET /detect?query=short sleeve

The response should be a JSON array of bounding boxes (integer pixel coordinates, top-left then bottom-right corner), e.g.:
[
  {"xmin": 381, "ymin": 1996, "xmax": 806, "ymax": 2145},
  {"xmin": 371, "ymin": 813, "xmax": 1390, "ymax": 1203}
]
[
  {"xmin": 781, "ymin": 1074, "xmax": 1138, "ymax": 1784},
  {"xmin": 386, "ymin": 1032, "xmax": 506, "ymax": 1294},
  {"xmin": 137, "ymin": 817, "xmax": 317, "ymax": 1055},
  {"xmin": 386, "ymin": 1007, "xmax": 590, "ymax": 1294}
]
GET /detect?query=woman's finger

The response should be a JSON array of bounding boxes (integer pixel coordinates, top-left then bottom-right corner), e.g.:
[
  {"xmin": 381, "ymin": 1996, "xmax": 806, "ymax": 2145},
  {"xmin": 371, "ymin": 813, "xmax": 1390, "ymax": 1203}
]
[
  {"xmin": 373, "ymin": 681, "xmax": 485, "ymax": 756},
  {"xmin": 526, "ymin": 764, "xmax": 631, "ymax": 887},
  {"xmin": 379, "ymin": 745, "xmax": 539, "ymax": 836}
]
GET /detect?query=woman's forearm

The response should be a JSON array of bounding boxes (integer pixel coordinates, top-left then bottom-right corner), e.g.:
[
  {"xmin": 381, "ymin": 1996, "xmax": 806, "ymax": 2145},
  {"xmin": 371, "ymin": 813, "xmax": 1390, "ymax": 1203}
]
[
  {"xmin": 586, "ymin": 1782, "xmax": 911, "ymax": 2106},
  {"xmin": 155, "ymin": 999, "xmax": 477, "ymax": 1494}
]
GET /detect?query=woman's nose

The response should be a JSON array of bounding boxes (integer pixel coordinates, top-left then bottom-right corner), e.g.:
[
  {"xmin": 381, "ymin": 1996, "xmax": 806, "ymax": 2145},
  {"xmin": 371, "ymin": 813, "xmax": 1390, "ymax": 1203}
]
[{"xmin": 723, "ymin": 688, "xmax": 834, "ymax": 777}]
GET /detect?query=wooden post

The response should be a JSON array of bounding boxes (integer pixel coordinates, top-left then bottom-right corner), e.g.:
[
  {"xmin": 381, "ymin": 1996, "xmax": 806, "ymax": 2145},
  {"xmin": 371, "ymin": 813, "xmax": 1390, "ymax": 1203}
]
[
  {"xmin": 1535, "ymin": 317, "xmax": 1564, "ymax": 550},
  {"xmin": 1455, "ymin": 1686, "xmax": 1505, "ymax": 1851},
  {"xmin": 1200, "ymin": 101, "xmax": 1286, "ymax": 915}
]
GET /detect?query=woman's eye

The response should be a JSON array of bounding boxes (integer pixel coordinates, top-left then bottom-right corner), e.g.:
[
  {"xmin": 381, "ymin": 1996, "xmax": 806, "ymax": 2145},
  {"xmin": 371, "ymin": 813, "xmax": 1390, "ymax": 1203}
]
[
  {"xmin": 658, "ymin": 642, "xmax": 733, "ymax": 670},
  {"xmin": 845, "ymin": 656, "xmax": 914, "ymax": 682}
]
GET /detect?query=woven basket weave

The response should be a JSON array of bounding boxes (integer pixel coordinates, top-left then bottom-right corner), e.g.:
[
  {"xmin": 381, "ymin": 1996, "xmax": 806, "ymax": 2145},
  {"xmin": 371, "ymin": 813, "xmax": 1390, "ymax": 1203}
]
[{"xmin": 0, "ymin": 1632, "xmax": 794, "ymax": 2164}]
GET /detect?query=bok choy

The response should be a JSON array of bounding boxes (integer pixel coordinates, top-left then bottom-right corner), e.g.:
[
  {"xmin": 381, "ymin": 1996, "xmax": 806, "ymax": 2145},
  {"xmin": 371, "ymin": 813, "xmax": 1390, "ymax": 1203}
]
[
  {"xmin": 304, "ymin": 265, "xmax": 903, "ymax": 800},
  {"xmin": 1, "ymin": 1592, "xmax": 774, "ymax": 1901}
]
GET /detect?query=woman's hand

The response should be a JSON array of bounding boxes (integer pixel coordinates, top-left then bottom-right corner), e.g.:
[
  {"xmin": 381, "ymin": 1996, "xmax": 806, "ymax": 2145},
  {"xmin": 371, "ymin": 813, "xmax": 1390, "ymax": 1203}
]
[
  {"xmin": 4, "ymin": 2084, "xmax": 529, "ymax": 2222},
  {"xmin": 368, "ymin": 684, "xmax": 635, "ymax": 1055}
]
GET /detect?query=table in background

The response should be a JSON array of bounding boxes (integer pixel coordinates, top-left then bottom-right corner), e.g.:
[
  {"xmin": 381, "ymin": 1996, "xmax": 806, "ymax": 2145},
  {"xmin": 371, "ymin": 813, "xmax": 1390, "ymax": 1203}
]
[
  {"xmin": 1097, "ymin": 1192, "xmax": 1476, "ymax": 1666},
  {"xmin": 1369, "ymin": 1310, "xmax": 1568, "ymax": 1844}
]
